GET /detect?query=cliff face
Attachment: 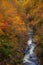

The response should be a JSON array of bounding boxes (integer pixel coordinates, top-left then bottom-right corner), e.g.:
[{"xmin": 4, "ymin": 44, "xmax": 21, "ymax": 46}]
[{"xmin": 0, "ymin": 0, "xmax": 43, "ymax": 65}]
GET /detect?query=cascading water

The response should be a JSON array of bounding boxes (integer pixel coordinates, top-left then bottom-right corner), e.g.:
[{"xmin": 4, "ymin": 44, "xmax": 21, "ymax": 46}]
[{"xmin": 23, "ymin": 29, "xmax": 40, "ymax": 65}]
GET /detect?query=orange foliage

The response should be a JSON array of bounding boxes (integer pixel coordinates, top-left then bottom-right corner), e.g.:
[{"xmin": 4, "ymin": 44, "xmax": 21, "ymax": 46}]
[{"xmin": 0, "ymin": 0, "xmax": 43, "ymax": 65}]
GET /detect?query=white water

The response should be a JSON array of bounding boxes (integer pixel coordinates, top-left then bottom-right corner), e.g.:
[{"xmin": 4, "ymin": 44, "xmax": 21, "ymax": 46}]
[{"xmin": 23, "ymin": 38, "xmax": 36, "ymax": 63}]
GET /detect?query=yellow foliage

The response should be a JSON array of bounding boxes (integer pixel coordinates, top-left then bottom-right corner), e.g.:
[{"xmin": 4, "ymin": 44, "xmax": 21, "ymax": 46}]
[
  {"xmin": 0, "ymin": 29, "xmax": 4, "ymax": 36},
  {"xmin": 34, "ymin": 35, "xmax": 40, "ymax": 42},
  {"xmin": 0, "ymin": 0, "xmax": 43, "ymax": 65}
]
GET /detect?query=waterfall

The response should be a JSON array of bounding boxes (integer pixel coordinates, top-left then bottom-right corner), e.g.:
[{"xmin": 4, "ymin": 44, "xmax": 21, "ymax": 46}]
[{"xmin": 23, "ymin": 29, "xmax": 40, "ymax": 65}]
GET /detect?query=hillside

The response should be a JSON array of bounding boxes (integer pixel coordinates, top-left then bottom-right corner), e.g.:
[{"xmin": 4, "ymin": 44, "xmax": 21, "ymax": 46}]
[{"xmin": 0, "ymin": 0, "xmax": 43, "ymax": 65}]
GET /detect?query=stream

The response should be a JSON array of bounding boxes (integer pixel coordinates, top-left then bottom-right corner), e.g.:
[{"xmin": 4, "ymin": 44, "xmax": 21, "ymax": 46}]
[{"xmin": 23, "ymin": 29, "xmax": 40, "ymax": 65}]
